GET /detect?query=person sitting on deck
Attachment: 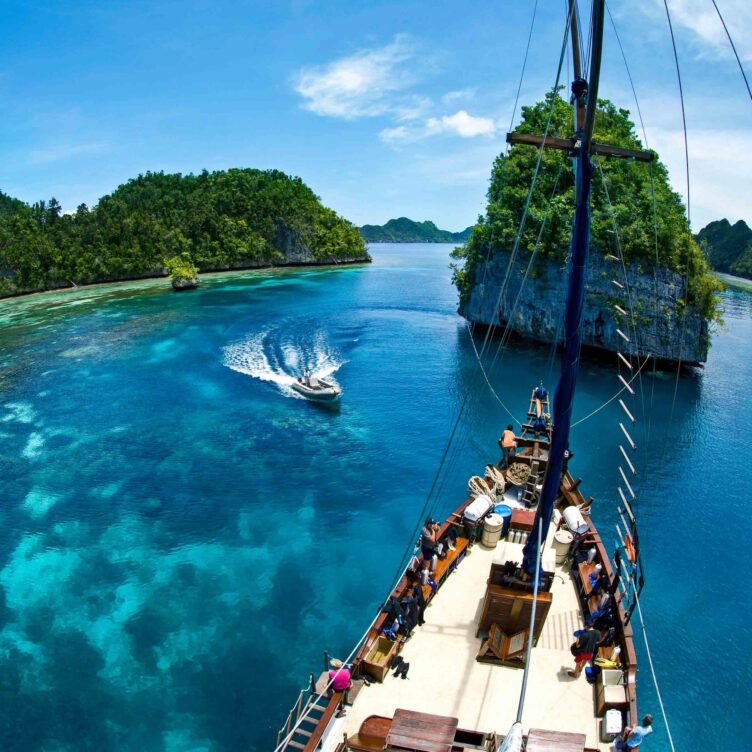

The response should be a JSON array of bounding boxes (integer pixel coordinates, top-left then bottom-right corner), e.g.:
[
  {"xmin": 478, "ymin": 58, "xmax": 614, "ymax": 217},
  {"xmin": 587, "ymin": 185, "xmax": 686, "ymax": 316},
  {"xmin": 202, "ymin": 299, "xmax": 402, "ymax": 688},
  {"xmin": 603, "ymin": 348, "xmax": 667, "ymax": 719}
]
[
  {"xmin": 616, "ymin": 715, "xmax": 654, "ymax": 749},
  {"xmin": 328, "ymin": 658, "xmax": 352, "ymax": 702},
  {"xmin": 420, "ymin": 518, "xmax": 440, "ymax": 560},
  {"xmin": 568, "ymin": 623, "xmax": 601, "ymax": 678},
  {"xmin": 500, "ymin": 425, "xmax": 517, "ymax": 467}
]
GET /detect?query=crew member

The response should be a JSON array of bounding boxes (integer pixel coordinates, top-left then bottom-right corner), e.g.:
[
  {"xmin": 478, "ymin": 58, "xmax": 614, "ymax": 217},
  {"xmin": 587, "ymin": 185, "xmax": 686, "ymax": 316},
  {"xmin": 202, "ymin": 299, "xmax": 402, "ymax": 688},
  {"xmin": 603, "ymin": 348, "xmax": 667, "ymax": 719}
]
[
  {"xmin": 500, "ymin": 425, "xmax": 517, "ymax": 467},
  {"xmin": 568, "ymin": 623, "xmax": 601, "ymax": 678},
  {"xmin": 616, "ymin": 715, "xmax": 654, "ymax": 749}
]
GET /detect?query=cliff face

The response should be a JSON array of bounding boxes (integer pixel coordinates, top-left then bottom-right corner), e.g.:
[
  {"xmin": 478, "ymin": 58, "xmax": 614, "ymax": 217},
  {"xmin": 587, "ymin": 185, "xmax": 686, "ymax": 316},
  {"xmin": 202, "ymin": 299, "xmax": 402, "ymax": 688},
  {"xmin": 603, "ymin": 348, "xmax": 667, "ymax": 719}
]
[
  {"xmin": 460, "ymin": 251, "xmax": 708, "ymax": 364},
  {"xmin": 274, "ymin": 225, "xmax": 370, "ymax": 265}
]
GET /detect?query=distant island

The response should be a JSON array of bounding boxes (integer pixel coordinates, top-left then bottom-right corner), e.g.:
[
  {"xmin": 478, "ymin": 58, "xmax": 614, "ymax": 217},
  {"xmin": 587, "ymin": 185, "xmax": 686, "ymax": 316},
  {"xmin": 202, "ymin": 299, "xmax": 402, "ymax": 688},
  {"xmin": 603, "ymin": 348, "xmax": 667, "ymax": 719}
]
[
  {"xmin": 359, "ymin": 217, "xmax": 472, "ymax": 243},
  {"xmin": 0, "ymin": 169, "xmax": 369, "ymax": 298},
  {"xmin": 695, "ymin": 218, "xmax": 752, "ymax": 280}
]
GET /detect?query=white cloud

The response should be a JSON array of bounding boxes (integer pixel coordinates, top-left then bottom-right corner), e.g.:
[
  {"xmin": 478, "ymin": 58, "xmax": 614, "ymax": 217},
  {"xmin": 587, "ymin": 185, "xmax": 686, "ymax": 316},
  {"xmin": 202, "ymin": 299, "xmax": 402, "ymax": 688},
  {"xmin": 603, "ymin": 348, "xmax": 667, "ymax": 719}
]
[
  {"xmin": 648, "ymin": 125, "xmax": 752, "ymax": 229},
  {"xmin": 442, "ymin": 88, "xmax": 476, "ymax": 104},
  {"xmin": 293, "ymin": 34, "xmax": 419, "ymax": 119},
  {"xmin": 633, "ymin": 0, "xmax": 752, "ymax": 62},
  {"xmin": 379, "ymin": 125, "xmax": 411, "ymax": 144},
  {"xmin": 380, "ymin": 109, "xmax": 498, "ymax": 145},
  {"xmin": 428, "ymin": 110, "xmax": 497, "ymax": 138}
]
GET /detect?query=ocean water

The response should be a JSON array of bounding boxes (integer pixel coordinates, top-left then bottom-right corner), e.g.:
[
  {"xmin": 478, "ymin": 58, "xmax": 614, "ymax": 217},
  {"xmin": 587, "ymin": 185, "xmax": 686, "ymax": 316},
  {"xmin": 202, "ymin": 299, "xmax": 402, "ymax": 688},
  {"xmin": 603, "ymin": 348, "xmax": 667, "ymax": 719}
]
[{"xmin": 0, "ymin": 244, "xmax": 748, "ymax": 751}]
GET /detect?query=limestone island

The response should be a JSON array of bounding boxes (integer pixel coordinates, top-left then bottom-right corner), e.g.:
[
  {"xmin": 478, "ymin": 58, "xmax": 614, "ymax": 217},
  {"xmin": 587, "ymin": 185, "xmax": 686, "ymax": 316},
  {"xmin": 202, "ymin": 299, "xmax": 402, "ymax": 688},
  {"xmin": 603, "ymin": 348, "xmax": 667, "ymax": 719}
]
[
  {"xmin": 0, "ymin": 168, "xmax": 370, "ymax": 298},
  {"xmin": 451, "ymin": 93, "xmax": 722, "ymax": 365}
]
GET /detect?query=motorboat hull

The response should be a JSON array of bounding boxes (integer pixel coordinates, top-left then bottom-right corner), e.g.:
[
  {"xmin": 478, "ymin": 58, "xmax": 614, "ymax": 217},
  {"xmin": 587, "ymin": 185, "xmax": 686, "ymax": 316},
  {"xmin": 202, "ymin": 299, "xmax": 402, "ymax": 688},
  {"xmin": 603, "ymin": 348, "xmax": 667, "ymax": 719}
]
[{"xmin": 290, "ymin": 379, "xmax": 341, "ymax": 402}]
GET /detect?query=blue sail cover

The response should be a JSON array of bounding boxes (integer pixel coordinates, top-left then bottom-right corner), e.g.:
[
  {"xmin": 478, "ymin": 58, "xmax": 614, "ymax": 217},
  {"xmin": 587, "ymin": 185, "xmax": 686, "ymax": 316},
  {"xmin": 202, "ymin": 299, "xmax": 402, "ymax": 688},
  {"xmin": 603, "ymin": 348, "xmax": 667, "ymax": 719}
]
[{"xmin": 522, "ymin": 147, "xmax": 594, "ymax": 578}]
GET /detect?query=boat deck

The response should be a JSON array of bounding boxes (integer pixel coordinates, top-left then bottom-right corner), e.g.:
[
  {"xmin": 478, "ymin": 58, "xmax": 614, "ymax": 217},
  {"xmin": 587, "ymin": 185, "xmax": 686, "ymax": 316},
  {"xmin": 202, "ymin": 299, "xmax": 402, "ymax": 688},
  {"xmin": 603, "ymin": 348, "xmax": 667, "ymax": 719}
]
[{"xmin": 328, "ymin": 531, "xmax": 609, "ymax": 751}]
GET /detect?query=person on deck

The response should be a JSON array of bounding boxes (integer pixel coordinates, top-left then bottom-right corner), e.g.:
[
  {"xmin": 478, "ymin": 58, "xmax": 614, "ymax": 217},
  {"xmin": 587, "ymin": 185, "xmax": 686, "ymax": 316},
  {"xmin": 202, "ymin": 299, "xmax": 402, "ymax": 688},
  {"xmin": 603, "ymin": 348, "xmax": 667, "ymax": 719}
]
[
  {"xmin": 568, "ymin": 623, "xmax": 601, "ymax": 678},
  {"xmin": 420, "ymin": 518, "xmax": 439, "ymax": 561},
  {"xmin": 615, "ymin": 715, "xmax": 654, "ymax": 749},
  {"xmin": 500, "ymin": 425, "xmax": 517, "ymax": 467},
  {"xmin": 328, "ymin": 659, "xmax": 352, "ymax": 693}
]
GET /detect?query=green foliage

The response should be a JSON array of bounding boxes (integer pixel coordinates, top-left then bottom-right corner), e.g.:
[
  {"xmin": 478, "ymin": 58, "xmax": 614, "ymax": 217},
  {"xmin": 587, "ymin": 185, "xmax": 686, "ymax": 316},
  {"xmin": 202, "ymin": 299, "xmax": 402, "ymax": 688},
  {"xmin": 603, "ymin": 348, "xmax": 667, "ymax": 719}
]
[
  {"xmin": 452, "ymin": 91, "xmax": 721, "ymax": 321},
  {"xmin": 696, "ymin": 218, "xmax": 752, "ymax": 280},
  {"xmin": 164, "ymin": 252, "xmax": 199, "ymax": 284},
  {"xmin": 0, "ymin": 169, "xmax": 368, "ymax": 296},
  {"xmin": 360, "ymin": 217, "xmax": 472, "ymax": 243}
]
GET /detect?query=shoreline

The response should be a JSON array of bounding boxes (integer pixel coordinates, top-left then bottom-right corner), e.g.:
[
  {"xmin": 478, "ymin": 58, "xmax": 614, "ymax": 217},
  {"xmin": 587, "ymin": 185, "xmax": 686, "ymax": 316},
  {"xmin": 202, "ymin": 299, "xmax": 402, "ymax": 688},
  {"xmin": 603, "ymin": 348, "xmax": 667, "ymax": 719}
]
[
  {"xmin": 0, "ymin": 256, "xmax": 372, "ymax": 303},
  {"xmin": 716, "ymin": 271, "xmax": 752, "ymax": 292}
]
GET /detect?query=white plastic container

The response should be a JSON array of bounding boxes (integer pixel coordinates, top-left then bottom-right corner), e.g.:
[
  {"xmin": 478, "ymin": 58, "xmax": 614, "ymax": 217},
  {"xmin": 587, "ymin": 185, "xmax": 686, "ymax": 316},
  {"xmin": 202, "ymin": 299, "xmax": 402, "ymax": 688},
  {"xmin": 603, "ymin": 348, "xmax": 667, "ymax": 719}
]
[
  {"xmin": 463, "ymin": 494, "xmax": 494, "ymax": 523},
  {"xmin": 601, "ymin": 708, "xmax": 623, "ymax": 741},
  {"xmin": 481, "ymin": 514, "xmax": 504, "ymax": 548},
  {"xmin": 563, "ymin": 505, "xmax": 589, "ymax": 535}
]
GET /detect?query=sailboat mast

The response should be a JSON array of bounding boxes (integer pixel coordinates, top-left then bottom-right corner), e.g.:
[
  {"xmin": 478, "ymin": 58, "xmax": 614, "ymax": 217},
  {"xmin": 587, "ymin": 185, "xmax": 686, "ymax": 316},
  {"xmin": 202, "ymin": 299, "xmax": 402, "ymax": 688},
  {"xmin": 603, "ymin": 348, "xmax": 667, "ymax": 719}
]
[{"xmin": 521, "ymin": 0, "xmax": 606, "ymax": 578}]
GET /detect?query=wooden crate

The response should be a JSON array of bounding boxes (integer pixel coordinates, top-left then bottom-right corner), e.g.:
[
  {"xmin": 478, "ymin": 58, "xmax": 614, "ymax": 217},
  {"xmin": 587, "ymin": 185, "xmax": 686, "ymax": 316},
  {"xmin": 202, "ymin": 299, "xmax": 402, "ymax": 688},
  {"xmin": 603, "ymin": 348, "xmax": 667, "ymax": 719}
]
[{"xmin": 361, "ymin": 636, "xmax": 399, "ymax": 682}]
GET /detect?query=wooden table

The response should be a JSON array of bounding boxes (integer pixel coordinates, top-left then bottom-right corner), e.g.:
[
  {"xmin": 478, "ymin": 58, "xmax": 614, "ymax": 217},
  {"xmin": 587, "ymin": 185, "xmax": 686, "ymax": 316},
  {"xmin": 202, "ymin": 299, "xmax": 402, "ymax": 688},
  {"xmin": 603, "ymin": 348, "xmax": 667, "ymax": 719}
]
[
  {"xmin": 525, "ymin": 728, "xmax": 586, "ymax": 752},
  {"xmin": 385, "ymin": 709, "xmax": 458, "ymax": 752},
  {"xmin": 511, "ymin": 508, "xmax": 536, "ymax": 531}
]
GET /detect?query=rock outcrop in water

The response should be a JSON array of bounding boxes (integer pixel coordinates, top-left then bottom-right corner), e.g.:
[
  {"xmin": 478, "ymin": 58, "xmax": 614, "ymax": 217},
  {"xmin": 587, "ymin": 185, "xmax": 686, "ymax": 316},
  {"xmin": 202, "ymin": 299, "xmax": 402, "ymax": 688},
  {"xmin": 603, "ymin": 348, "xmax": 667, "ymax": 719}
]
[
  {"xmin": 460, "ymin": 250, "xmax": 709, "ymax": 364},
  {"xmin": 451, "ymin": 93, "xmax": 721, "ymax": 365}
]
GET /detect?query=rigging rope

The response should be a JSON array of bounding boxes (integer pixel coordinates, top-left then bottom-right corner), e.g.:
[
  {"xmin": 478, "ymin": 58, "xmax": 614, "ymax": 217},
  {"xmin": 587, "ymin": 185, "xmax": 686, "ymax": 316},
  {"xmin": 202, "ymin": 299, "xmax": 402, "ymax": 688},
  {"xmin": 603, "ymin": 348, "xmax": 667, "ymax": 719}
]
[
  {"xmin": 606, "ymin": 2, "xmax": 663, "ymax": 469},
  {"xmin": 662, "ymin": 0, "xmax": 691, "ymax": 226},
  {"xmin": 467, "ymin": 324, "xmax": 521, "ymax": 425},
  {"xmin": 711, "ymin": 0, "xmax": 752, "ymax": 104},
  {"xmin": 488, "ymin": 161, "xmax": 565, "ymax": 375},
  {"xmin": 570, "ymin": 353, "xmax": 651, "ymax": 428},
  {"xmin": 508, "ymin": 0, "xmax": 539, "ymax": 139},
  {"xmin": 419, "ymin": 3, "xmax": 577, "ymax": 532},
  {"xmin": 629, "ymin": 573, "xmax": 678, "ymax": 752},
  {"xmin": 515, "ymin": 519, "xmax": 544, "ymax": 723}
]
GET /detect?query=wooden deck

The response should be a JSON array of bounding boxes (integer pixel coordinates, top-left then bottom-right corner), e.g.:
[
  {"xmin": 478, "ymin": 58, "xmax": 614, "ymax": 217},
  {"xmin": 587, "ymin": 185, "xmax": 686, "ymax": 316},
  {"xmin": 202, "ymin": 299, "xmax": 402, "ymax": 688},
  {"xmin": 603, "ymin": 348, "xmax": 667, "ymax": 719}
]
[{"xmin": 286, "ymin": 387, "xmax": 639, "ymax": 752}]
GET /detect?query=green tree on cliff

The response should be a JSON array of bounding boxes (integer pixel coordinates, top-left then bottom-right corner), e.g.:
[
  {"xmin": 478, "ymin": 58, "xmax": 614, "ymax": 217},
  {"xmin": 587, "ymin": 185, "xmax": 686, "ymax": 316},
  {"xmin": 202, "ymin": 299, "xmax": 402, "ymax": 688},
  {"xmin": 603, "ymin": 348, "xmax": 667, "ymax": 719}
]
[{"xmin": 452, "ymin": 90, "xmax": 721, "ymax": 320}]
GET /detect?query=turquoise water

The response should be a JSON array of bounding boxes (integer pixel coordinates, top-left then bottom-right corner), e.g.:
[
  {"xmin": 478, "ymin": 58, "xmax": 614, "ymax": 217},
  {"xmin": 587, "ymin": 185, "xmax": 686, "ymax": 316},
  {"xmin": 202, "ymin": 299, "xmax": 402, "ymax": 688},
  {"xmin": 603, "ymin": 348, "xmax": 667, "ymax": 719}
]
[{"xmin": 0, "ymin": 245, "xmax": 749, "ymax": 751}]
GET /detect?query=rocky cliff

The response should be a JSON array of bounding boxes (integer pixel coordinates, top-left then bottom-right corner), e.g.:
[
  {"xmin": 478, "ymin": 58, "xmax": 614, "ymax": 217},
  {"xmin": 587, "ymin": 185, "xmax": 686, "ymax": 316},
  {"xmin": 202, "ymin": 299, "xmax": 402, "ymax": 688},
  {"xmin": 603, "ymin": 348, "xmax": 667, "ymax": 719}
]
[{"xmin": 460, "ymin": 251, "xmax": 709, "ymax": 364}]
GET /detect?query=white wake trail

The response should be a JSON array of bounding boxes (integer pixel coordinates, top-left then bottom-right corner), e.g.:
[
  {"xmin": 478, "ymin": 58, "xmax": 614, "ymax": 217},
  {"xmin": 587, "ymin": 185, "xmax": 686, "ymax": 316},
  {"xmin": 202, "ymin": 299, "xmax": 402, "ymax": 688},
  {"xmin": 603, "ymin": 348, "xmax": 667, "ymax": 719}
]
[{"xmin": 223, "ymin": 328, "xmax": 345, "ymax": 398}]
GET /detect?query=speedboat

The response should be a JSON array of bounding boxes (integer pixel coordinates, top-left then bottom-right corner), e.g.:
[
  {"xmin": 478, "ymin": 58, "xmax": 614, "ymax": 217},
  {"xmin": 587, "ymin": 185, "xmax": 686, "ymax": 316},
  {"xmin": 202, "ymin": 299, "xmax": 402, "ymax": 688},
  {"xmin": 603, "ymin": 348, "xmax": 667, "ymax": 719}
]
[{"xmin": 290, "ymin": 376, "xmax": 341, "ymax": 402}]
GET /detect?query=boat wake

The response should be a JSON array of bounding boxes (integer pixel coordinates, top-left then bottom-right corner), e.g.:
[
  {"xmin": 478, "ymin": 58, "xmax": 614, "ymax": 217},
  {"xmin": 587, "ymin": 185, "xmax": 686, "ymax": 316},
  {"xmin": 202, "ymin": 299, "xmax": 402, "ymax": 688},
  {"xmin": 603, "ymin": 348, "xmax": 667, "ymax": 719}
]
[{"xmin": 222, "ymin": 328, "xmax": 344, "ymax": 398}]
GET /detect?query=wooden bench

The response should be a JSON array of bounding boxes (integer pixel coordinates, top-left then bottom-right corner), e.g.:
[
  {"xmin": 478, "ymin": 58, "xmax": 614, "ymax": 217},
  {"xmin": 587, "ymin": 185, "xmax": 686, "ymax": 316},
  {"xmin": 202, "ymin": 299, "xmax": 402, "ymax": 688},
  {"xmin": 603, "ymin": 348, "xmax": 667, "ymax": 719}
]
[
  {"xmin": 526, "ymin": 728, "xmax": 586, "ymax": 752},
  {"xmin": 346, "ymin": 715, "xmax": 391, "ymax": 751},
  {"xmin": 422, "ymin": 536, "xmax": 469, "ymax": 602}
]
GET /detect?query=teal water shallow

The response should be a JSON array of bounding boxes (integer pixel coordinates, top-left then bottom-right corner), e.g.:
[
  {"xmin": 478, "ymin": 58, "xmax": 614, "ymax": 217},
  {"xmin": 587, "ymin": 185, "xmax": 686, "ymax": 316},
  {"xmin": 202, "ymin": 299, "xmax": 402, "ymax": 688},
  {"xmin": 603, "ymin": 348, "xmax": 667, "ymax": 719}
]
[{"xmin": 0, "ymin": 245, "xmax": 749, "ymax": 751}]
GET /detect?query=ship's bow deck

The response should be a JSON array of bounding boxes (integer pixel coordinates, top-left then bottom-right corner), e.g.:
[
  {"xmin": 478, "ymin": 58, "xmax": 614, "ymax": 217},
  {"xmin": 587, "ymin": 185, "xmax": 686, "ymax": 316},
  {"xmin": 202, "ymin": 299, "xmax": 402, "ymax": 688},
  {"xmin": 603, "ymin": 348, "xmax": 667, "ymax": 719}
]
[{"xmin": 332, "ymin": 535, "xmax": 610, "ymax": 750}]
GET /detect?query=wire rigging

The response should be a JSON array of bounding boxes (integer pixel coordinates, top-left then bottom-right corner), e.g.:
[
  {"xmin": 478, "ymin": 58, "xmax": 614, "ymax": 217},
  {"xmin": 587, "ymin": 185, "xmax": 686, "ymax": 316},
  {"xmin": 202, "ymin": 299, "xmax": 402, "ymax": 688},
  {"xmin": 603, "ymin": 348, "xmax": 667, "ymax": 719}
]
[
  {"xmin": 661, "ymin": 0, "xmax": 692, "ymax": 441},
  {"xmin": 711, "ymin": 0, "xmax": 752, "ymax": 104},
  {"xmin": 662, "ymin": 0, "xmax": 691, "ymax": 226},
  {"xmin": 508, "ymin": 0, "xmax": 540, "ymax": 139},
  {"xmin": 629, "ymin": 573, "xmax": 678, "ymax": 752}
]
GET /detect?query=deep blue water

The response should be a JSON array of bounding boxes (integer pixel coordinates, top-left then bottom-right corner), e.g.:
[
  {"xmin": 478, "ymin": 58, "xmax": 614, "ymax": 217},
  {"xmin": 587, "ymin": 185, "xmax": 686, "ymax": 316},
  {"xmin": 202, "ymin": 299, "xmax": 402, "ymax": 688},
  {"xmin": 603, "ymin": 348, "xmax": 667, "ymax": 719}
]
[{"xmin": 0, "ymin": 245, "xmax": 749, "ymax": 752}]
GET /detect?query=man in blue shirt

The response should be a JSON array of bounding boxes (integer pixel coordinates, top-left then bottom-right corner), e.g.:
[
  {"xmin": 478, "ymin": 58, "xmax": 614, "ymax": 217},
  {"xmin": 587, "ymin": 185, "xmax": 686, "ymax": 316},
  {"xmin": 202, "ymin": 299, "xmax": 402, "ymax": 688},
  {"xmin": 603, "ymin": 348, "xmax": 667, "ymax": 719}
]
[{"xmin": 616, "ymin": 714, "xmax": 653, "ymax": 749}]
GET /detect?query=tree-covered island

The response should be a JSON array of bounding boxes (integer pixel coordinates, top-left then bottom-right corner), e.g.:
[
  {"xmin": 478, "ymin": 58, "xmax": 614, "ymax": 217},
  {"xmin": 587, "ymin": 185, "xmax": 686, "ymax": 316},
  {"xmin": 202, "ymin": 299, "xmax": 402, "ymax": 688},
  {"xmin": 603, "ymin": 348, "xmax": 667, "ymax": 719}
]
[
  {"xmin": 451, "ymin": 91, "xmax": 722, "ymax": 363},
  {"xmin": 0, "ymin": 168, "xmax": 369, "ymax": 297}
]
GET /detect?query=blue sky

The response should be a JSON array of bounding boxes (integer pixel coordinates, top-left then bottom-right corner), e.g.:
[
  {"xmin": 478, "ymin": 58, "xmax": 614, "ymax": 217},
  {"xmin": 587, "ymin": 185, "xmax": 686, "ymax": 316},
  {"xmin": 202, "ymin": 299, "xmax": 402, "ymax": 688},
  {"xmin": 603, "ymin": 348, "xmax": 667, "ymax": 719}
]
[{"xmin": 0, "ymin": 0, "xmax": 750, "ymax": 231}]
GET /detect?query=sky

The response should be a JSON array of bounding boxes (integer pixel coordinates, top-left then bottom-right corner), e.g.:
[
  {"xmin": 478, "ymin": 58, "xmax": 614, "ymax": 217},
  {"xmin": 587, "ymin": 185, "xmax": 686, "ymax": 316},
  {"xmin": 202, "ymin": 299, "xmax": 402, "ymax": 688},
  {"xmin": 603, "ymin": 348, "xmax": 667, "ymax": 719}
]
[{"xmin": 0, "ymin": 0, "xmax": 750, "ymax": 232}]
